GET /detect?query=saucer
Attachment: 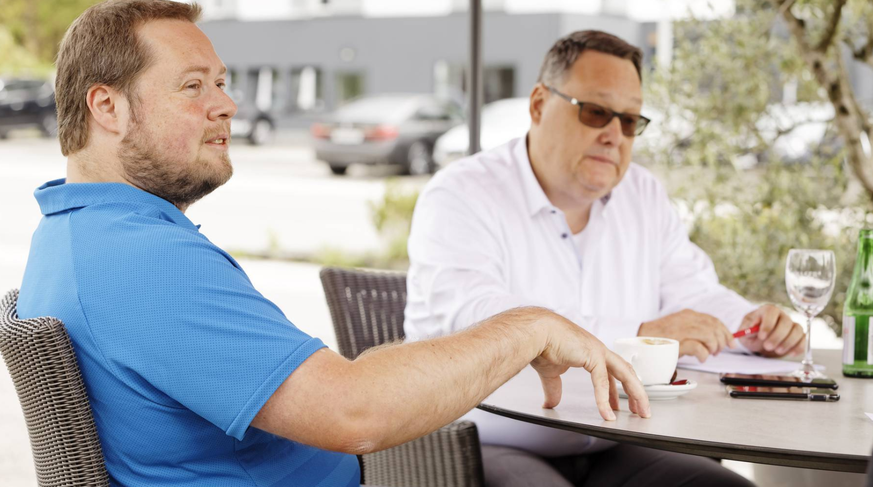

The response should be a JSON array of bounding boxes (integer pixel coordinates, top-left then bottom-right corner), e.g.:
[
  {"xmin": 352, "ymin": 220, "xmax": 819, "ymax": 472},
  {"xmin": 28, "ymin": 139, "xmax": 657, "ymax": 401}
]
[{"xmin": 617, "ymin": 380, "xmax": 697, "ymax": 401}]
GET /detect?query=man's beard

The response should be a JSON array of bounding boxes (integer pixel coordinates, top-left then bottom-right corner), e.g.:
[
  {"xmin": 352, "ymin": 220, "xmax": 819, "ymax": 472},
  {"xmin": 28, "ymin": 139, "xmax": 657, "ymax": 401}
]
[{"xmin": 118, "ymin": 117, "xmax": 232, "ymax": 210}]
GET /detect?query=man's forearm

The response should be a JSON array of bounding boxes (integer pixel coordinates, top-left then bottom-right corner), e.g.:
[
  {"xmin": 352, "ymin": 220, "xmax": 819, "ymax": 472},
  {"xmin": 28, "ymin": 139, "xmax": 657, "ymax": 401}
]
[
  {"xmin": 253, "ymin": 305, "xmax": 648, "ymax": 454},
  {"xmin": 346, "ymin": 307, "xmax": 551, "ymax": 452}
]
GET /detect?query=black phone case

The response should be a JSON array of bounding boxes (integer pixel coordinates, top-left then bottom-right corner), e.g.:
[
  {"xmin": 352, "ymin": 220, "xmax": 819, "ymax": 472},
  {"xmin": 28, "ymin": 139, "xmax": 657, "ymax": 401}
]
[
  {"xmin": 728, "ymin": 389, "xmax": 840, "ymax": 401},
  {"xmin": 719, "ymin": 375, "xmax": 838, "ymax": 390}
]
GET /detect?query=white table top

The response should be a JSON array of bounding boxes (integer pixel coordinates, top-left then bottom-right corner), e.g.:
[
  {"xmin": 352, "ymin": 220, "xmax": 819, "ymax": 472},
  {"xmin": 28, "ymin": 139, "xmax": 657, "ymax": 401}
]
[{"xmin": 478, "ymin": 349, "xmax": 873, "ymax": 472}]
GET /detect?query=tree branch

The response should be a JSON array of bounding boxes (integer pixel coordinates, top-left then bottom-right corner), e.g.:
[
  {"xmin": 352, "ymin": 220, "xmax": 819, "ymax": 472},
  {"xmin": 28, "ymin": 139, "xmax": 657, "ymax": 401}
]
[
  {"xmin": 834, "ymin": 46, "xmax": 871, "ymax": 135},
  {"xmin": 770, "ymin": 0, "xmax": 873, "ymax": 199},
  {"xmin": 849, "ymin": 13, "xmax": 873, "ymax": 67},
  {"xmin": 771, "ymin": 0, "xmax": 812, "ymax": 52},
  {"xmin": 816, "ymin": 0, "xmax": 847, "ymax": 53}
]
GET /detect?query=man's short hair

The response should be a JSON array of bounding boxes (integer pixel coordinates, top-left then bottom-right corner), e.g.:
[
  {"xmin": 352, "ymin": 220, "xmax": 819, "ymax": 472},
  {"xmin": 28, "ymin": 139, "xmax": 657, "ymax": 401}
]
[
  {"xmin": 537, "ymin": 30, "xmax": 643, "ymax": 87},
  {"xmin": 55, "ymin": 0, "xmax": 202, "ymax": 156}
]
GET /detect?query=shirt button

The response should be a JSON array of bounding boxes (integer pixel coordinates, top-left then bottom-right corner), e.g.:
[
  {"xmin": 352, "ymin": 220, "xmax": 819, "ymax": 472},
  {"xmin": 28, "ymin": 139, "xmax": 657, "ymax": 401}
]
[
  {"xmin": 561, "ymin": 233, "xmax": 568, "ymax": 239},
  {"xmin": 551, "ymin": 210, "xmax": 557, "ymax": 214}
]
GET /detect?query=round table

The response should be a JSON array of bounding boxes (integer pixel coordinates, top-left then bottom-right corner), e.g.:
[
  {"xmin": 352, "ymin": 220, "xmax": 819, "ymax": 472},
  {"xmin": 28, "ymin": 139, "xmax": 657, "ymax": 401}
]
[{"xmin": 477, "ymin": 349, "xmax": 873, "ymax": 472}]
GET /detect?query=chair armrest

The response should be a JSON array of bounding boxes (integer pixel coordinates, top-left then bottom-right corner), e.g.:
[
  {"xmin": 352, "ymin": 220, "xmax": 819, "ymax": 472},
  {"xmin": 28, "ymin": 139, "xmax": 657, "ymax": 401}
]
[{"xmin": 361, "ymin": 420, "xmax": 484, "ymax": 487}]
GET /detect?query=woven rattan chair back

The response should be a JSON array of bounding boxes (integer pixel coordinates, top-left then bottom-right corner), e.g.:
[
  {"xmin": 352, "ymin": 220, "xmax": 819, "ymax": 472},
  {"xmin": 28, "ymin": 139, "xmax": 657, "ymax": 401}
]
[
  {"xmin": 319, "ymin": 268, "xmax": 485, "ymax": 487},
  {"xmin": 320, "ymin": 267, "xmax": 408, "ymax": 359},
  {"xmin": 0, "ymin": 289, "xmax": 109, "ymax": 487}
]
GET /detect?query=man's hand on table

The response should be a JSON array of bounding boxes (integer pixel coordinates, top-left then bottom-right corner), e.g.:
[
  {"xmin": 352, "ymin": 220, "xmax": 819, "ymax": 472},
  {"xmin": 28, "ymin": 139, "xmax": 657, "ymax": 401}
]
[
  {"xmin": 533, "ymin": 313, "xmax": 651, "ymax": 421},
  {"xmin": 736, "ymin": 304, "xmax": 805, "ymax": 357},
  {"xmin": 638, "ymin": 309, "xmax": 737, "ymax": 362}
]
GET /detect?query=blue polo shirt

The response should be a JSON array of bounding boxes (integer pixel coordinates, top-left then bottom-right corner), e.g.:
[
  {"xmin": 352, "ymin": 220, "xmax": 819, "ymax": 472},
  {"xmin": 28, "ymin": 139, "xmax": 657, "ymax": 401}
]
[{"xmin": 17, "ymin": 179, "xmax": 360, "ymax": 487}]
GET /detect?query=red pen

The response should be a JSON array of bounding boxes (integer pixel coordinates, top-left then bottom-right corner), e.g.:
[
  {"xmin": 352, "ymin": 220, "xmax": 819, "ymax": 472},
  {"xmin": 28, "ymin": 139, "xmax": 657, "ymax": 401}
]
[{"xmin": 732, "ymin": 324, "xmax": 760, "ymax": 339}]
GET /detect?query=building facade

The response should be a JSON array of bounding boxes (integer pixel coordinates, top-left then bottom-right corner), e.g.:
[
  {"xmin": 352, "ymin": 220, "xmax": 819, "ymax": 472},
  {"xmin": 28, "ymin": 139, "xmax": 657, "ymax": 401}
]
[{"xmin": 198, "ymin": 11, "xmax": 655, "ymax": 125}]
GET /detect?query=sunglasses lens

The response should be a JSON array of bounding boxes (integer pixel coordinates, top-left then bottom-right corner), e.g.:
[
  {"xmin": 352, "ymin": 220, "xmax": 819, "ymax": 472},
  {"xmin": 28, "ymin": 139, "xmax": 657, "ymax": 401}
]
[
  {"xmin": 578, "ymin": 101, "xmax": 649, "ymax": 137},
  {"xmin": 618, "ymin": 115, "xmax": 639, "ymax": 137},
  {"xmin": 578, "ymin": 105, "xmax": 612, "ymax": 128},
  {"xmin": 633, "ymin": 117, "xmax": 649, "ymax": 136}
]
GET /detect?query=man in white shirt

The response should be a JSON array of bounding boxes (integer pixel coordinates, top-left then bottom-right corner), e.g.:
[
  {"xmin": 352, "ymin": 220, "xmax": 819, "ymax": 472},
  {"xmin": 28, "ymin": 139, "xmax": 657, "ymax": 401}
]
[{"xmin": 405, "ymin": 30, "xmax": 802, "ymax": 486}]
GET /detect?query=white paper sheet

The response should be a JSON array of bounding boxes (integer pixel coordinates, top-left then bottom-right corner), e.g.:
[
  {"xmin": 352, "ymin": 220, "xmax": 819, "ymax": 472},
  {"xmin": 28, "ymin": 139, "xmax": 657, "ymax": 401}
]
[
  {"xmin": 677, "ymin": 352, "xmax": 826, "ymax": 374},
  {"xmin": 865, "ymin": 413, "xmax": 873, "ymax": 423}
]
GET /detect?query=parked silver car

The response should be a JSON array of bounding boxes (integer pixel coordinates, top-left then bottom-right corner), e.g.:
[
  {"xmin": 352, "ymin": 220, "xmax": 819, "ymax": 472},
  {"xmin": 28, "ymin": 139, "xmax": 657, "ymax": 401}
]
[{"xmin": 311, "ymin": 94, "xmax": 463, "ymax": 175}]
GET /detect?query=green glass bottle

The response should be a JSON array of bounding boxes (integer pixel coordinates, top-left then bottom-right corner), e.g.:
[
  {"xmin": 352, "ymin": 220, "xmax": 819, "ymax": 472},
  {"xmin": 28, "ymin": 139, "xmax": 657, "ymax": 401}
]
[{"xmin": 843, "ymin": 229, "xmax": 873, "ymax": 377}]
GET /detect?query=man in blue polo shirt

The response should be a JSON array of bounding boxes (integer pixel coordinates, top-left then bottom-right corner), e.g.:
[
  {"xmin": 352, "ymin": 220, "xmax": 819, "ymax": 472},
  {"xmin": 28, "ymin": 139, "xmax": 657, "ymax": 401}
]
[{"xmin": 16, "ymin": 1, "xmax": 651, "ymax": 486}]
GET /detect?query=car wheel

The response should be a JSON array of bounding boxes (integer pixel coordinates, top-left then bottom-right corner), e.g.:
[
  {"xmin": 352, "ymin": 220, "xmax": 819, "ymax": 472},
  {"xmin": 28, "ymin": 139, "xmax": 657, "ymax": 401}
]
[
  {"xmin": 40, "ymin": 112, "xmax": 58, "ymax": 137},
  {"xmin": 406, "ymin": 140, "xmax": 434, "ymax": 176},
  {"xmin": 249, "ymin": 118, "xmax": 274, "ymax": 146},
  {"xmin": 328, "ymin": 164, "xmax": 348, "ymax": 176}
]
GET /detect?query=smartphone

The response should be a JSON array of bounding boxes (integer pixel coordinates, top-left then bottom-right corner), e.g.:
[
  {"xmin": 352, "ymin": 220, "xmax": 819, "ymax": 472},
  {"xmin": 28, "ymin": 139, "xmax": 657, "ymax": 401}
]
[
  {"xmin": 726, "ymin": 385, "xmax": 840, "ymax": 401},
  {"xmin": 719, "ymin": 373, "xmax": 838, "ymax": 390}
]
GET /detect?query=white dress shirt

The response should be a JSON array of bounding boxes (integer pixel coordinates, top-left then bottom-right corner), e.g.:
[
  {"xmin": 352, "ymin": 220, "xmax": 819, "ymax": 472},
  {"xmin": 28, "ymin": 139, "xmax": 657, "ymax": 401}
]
[{"xmin": 403, "ymin": 136, "xmax": 757, "ymax": 456}]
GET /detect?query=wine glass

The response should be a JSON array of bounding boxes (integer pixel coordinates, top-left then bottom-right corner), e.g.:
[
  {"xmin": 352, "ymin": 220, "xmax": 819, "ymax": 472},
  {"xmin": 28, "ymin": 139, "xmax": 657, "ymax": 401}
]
[{"xmin": 785, "ymin": 249, "xmax": 836, "ymax": 381}]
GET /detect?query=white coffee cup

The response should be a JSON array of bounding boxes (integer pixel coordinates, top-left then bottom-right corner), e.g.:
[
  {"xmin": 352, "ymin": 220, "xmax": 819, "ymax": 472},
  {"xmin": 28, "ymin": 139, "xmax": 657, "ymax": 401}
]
[{"xmin": 613, "ymin": 337, "xmax": 680, "ymax": 386}]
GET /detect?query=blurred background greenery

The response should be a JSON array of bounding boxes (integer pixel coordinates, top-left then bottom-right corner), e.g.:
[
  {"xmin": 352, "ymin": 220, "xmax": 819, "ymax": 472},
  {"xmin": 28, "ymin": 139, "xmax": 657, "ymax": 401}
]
[{"xmin": 0, "ymin": 0, "xmax": 101, "ymax": 76}]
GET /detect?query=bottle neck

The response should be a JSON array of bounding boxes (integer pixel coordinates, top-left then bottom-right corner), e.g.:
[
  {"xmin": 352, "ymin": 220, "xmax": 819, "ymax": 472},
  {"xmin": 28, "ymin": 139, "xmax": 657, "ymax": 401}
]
[
  {"xmin": 850, "ymin": 236, "xmax": 873, "ymax": 301},
  {"xmin": 859, "ymin": 237, "xmax": 873, "ymax": 268}
]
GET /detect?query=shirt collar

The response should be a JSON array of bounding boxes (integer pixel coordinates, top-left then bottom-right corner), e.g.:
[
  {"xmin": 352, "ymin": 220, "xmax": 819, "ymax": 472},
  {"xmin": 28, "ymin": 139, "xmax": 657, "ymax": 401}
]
[
  {"xmin": 515, "ymin": 136, "xmax": 555, "ymax": 217},
  {"xmin": 514, "ymin": 135, "xmax": 613, "ymax": 217},
  {"xmin": 34, "ymin": 178, "xmax": 199, "ymax": 231}
]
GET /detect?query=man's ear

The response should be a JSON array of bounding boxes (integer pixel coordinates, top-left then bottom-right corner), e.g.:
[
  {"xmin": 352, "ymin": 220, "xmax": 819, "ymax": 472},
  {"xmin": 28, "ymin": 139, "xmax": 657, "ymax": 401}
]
[
  {"xmin": 85, "ymin": 84, "xmax": 126, "ymax": 135},
  {"xmin": 529, "ymin": 83, "xmax": 547, "ymax": 126}
]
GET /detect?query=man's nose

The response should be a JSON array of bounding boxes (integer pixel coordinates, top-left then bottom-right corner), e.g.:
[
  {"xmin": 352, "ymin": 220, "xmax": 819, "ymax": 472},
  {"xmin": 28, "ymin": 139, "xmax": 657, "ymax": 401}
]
[
  {"xmin": 209, "ymin": 89, "xmax": 237, "ymax": 121},
  {"xmin": 597, "ymin": 116, "xmax": 624, "ymax": 146}
]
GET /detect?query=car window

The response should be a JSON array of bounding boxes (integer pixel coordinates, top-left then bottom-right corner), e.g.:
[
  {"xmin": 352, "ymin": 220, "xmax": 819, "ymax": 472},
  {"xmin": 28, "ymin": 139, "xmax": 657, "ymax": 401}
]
[
  {"xmin": 443, "ymin": 101, "xmax": 464, "ymax": 122},
  {"xmin": 335, "ymin": 96, "xmax": 419, "ymax": 123},
  {"xmin": 1, "ymin": 80, "xmax": 45, "ymax": 92},
  {"xmin": 415, "ymin": 99, "xmax": 451, "ymax": 121}
]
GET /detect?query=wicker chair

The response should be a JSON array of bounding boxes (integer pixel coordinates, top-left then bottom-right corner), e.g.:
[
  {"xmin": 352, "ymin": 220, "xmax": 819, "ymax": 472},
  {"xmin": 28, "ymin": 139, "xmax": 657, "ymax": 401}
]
[
  {"xmin": 320, "ymin": 267, "xmax": 485, "ymax": 487},
  {"xmin": 0, "ymin": 289, "xmax": 109, "ymax": 487}
]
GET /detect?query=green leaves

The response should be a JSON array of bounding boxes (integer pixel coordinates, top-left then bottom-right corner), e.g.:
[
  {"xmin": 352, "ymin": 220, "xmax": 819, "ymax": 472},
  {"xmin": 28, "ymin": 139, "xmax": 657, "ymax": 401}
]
[
  {"xmin": 0, "ymin": 0, "xmax": 101, "ymax": 75},
  {"xmin": 639, "ymin": 0, "xmax": 873, "ymax": 333}
]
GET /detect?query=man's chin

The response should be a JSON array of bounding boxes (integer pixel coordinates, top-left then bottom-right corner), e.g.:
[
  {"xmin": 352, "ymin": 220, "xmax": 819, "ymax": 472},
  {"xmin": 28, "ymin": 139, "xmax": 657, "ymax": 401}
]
[
  {"xmin": 202, "ymin": 153, "xmax": 233, "ymax": 187},
  {"xmin": 576, "ymin": 173, "xmax": 618, "ymax": 198}
]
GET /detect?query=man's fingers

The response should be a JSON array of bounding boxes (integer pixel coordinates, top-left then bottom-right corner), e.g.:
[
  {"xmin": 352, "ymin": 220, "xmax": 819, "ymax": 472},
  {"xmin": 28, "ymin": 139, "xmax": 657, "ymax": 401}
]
[
  {"xmin": 758, "ymin": 305, "xmax": 781, "ymax": 341},
  {"xmin": 722, "ymin": 324, "xmax": 738, "ymax": 349},
  {"xmin": 740, "ymin": 310, "xmax": 760, "ymax": 331},
  {"xmin": 707, "ymin": 316, "xmax": 732, "ymax": 354},
  {"xmin": 692, "ymin": 330, "xmax": 719, "ymax": 355},
  {"xmin": 774, "ymin": 322, "xmax": 805, "ymax": 356},
  {"xmin": 763, "ymin": 313, "xmax": 793, "ymax": 352},
  {"xmin": 712, "ymin": 324, "xmax": 728, "ymax": 354},
  {"xmin": 606, "ymin": 352, "xmax": 650, "ymax": 418},
  {"xmin": 679, "ymin": 315, "xmax": 726, "ymax": 354},
  {"xmin": 538, "ymin": 374, "xmax": 563, "ymax": 409},
  {"xmin": 609, "ymin": 374, "xmax": 619, "ymax": 411},
  {"xmin": 589, "ymin": 362, "xmax": 616, "ymax": 421},
  {"xmin": 680, "ymin": 340, "xmax": 710, "ymax": 363},
  {"xmin": 709, "ymin": 316, "xmax": 736, "ymax": 350}
]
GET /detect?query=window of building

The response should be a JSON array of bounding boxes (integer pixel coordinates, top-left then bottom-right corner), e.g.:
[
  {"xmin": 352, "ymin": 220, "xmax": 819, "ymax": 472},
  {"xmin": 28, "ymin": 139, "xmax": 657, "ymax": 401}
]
[
  {"xmin": 290, "ymin": 66, "xmax": 324, "ymax": 112},
  {"xmin": 336, "ymin": 72, "xmax": 365, "ymax": 104},
  {"xmin": 433, "ymin": 62, "xmax": 516, "ymax": 104}
]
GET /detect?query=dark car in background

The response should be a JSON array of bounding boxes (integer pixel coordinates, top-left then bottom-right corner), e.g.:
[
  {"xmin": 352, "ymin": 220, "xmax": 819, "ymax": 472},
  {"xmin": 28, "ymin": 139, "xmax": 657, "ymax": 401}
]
[
  {"xmin": 311, "ymin": 94, "xmax": 463, "ymax": 175},
  {"xmin": 0, "ymin": 78, "xmax": 57, "ymax": 138},
  {"xmin": 228, "ymin": 89, "xmax": 276, "ymax": 145}
]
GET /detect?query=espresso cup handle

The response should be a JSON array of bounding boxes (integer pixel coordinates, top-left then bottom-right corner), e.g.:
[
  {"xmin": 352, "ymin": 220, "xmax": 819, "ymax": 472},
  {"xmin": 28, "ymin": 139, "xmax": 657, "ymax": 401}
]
[{"xmin": 619, "ymin": 352, "xmax": 642, "ymax": 381}]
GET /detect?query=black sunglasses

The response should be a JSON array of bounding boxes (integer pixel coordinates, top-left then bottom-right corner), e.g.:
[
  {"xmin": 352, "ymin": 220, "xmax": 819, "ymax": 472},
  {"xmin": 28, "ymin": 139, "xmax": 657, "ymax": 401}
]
[{"xmin": 545, "ymin": 85, "xmax": 650, "ymax": 137}]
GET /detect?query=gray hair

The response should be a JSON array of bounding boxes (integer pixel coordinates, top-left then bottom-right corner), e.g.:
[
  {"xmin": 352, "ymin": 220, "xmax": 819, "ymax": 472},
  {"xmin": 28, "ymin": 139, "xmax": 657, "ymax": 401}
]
[{"xmin": 537, "ymin": 30, "xmax": 643, "ymax": 87}]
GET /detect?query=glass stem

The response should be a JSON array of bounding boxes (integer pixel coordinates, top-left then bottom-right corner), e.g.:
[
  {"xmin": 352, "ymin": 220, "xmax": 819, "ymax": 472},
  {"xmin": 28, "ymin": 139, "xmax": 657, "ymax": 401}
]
[{"xmin": 801, "ymin": 314, "xmax": 814, "ymax": 367}]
